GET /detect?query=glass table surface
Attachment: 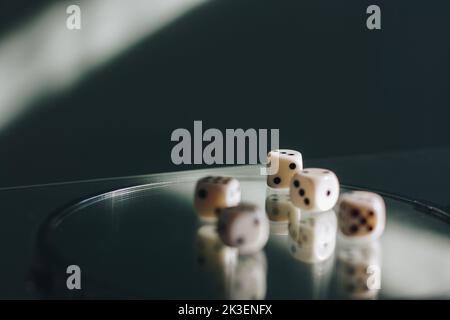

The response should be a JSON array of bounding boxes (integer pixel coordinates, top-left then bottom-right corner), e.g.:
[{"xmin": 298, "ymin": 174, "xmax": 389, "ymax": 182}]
[{"xmin": 31, "ymin": 167, "xmax": 450, "ymax": 299}]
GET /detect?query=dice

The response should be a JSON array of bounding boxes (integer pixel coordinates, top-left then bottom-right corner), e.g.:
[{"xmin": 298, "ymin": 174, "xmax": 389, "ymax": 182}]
[
  {"xmin": 217, "ymin": 204, "xmax": 270, "ymax": 255},
  {"xmin": 337, "ymin": 191, "xmax": 386, "ymax": 241},
  {"xmin": 336, "ymin": 241, "xmax": 382, "ymax": 299},
  {"xmin": 290, "ymin": 168, "xmax": 340, "ymax": 212},
  {"xmin": 265, "ymin": 193, "xmax": 299, "ymax": 222},
  {"xmin": 266, "ymin": 149, "xmax": 303, "ymax": 189},
  {"xmin": 288, "ymin": 210, "xmax": 337, "ymax": 263},
  {"xmin": 194, "ymin": 176, "xmax": 241, "ymax": 221}
]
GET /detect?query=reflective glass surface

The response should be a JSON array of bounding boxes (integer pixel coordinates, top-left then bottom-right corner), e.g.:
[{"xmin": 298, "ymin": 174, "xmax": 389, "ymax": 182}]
[{"xmin": 33, "ymin": 171, "xmax": 450, "ymax": 299}]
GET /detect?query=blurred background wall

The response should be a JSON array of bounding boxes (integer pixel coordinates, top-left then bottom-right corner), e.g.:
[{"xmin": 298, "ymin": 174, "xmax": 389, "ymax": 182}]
[{"xmin": 0, "ymin": 0, "xmax": 449, "ymax": 187}]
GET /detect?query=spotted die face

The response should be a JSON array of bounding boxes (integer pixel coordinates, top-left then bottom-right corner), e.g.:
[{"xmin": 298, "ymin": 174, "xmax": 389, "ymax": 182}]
[
  {"xmin": 290, "ymin": 168, "xmax": 340, "ymax": 212},
  {"xmin": 337, "ymin": 191, "xmax": 386, "ymax": 241},
  {"xmin": 266, "ymin": 149, "xmax": 303, "ymax": 189}
]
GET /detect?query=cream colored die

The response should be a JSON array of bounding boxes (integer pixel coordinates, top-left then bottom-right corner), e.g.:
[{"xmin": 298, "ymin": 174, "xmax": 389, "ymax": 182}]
[
  {"xmin": 266, "ymin": 149, "xmax": 303, "ymax": 189},
  {"xmin": 288, "ymin": 210, "xmax": 337, "ymax": 263},
  {"xmin": 337, "ymin": 191, "xmax": 386, "ymax": 241},
  {"xmin": 194, "ymin": 176, "xmax": 241, "ymax": 221},
  {"xmin": 336, "ymin": 241, "xmax": 382, "ymax": 299},
  {"xmin": 290, "ymin": 168, "xmax": 340, "ymax": 212},
  {"xmin": 218, "ymin": 204, "xmax": 270, "ymax": 255}
]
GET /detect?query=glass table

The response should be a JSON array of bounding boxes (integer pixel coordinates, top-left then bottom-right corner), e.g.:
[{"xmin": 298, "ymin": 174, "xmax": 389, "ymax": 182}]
[{"xmin": 27, "ymin": 165, "xmax": 450, "ymax": 299}]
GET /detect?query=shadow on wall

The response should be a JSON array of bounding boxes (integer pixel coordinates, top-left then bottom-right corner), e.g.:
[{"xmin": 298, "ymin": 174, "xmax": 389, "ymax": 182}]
[{"xmin": 0, "ymin": 0, "xmax": 449, "ymax": 187}]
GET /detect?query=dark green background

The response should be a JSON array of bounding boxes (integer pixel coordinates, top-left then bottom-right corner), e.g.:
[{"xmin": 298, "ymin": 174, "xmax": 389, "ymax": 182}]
[{"xmin": 1, "ymin": 0, "xmax": 449, "ymax": 187}]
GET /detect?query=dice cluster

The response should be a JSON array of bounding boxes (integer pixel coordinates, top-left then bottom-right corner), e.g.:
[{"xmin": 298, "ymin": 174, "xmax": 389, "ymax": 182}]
[
  {"xmin": 266, "ymin": 149, "xmax": 386, "ymax": 242},
  {"xmin": 193, "ymin": 149, "xmax": 387, "ymax": 259},
  {"xmin": 265, "ymin": 149, "xmax": 385, "ymax": 298}
]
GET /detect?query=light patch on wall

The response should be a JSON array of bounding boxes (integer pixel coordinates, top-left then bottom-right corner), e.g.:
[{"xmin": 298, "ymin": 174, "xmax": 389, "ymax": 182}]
[{"xmin": 0, "ymin": 0, "xmax": 207, "ymax": 131}]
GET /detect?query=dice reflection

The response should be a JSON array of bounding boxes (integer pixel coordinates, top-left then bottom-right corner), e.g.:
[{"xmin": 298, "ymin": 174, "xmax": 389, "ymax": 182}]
[
  {"xmin": 194, "ymin": 225, "xmax": 267, "ymax": 300},
  {"xmin": 336, "ymin": 241, "xmax": 382, "ymax": 299},
  {"xmin": 265, "ymin": 190, "xmax": 299, "ymax": 235},
  {"xmin": 228, "ymin": 252, "xmax": 267, "ymax": 300},
  {"xmin": 194, "ymin": 224, "xmax": 238, "ymax": 283},
  {"xmin": 288, "ymin": 210, "xmax": 337, "ymax": 263}
]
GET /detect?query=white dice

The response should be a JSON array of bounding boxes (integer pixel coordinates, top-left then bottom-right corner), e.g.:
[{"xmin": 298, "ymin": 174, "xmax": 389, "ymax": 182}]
[
  {"xmin": 290, "ymin": 168, "xmax": 340, "ymax": 212},
  {"xmin": 194, "ymin": 176, "xmax": 241, "ymax": 221},
  {"xmin": 288, "ymin": 210, "xmax": 337, "ymax": 263},
  {"xmin": 337, "ymin": 191, "xmax": 386, "ymax": 241},
  {"xmin": 217, "ymin": 204, "xmax": 270, "ymax": 255},
  {"xmin": 266, "ymin": 149, "xmax": 303, "ymax": 189}
]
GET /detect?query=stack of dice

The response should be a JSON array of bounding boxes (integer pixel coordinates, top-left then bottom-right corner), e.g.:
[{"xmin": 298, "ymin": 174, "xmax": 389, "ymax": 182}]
[{"xmin": 193, "ymin": 148, "xmax": 387, "ymax": 299}]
